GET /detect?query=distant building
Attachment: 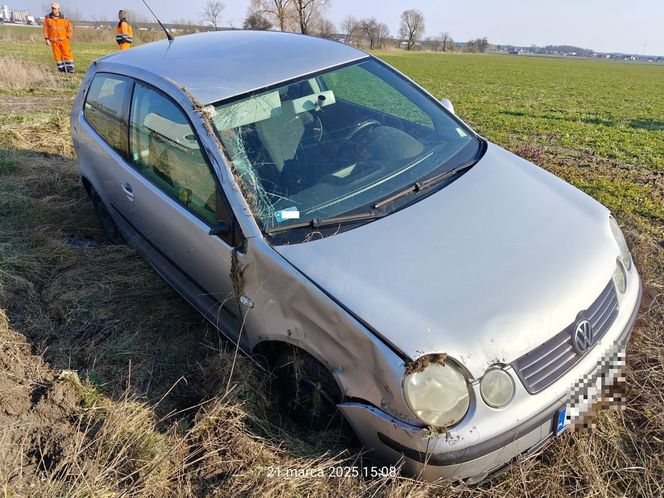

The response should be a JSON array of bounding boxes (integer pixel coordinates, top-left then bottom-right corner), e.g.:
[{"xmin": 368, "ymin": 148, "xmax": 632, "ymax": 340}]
[{"xmin": 1, "ymin": 5, "xmax": 36, "ymax": 24}]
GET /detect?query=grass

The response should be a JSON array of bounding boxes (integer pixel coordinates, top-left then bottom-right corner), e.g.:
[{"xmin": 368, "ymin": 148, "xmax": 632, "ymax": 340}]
[
  {"xmin": 376, "ymin": 50, "xmax": 664, "ymax": 236},
  {"xmin": 0, "ymin": 33, "xmax": 663, "ymax": 497}
]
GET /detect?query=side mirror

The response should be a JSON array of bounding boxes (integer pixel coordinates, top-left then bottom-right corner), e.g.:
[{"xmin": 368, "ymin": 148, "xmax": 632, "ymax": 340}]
[
  {"xmin": 440, "ymin": 98, "xmax": 455, "ymax": 115},
  {"xmin": 208, "ymin": 221, "xmax": 230, "ymax": 237}
]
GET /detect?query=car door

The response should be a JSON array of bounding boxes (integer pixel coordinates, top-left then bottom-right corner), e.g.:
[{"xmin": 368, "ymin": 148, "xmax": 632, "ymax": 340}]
[
  {"xmin": 84, "ymin": 75, "xmax": 247, "ymax": 345},
  {"xmin": 122, "ymin": 80, "xmax": 249, "ymax": 342}
]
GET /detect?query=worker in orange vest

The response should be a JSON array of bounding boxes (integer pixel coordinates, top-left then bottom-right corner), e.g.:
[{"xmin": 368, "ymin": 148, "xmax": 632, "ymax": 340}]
[
  {"xmin": 116, "ymin": 10, "xmax": 133, "ymax": 51},
  {"xmin": 43, "ymin": 2, "xmax": 74, "ymax": 73}
]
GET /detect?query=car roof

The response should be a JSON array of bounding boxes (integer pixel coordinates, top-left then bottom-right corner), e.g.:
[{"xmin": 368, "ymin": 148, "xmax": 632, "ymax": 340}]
[{"xmin": 99, "ymin": 30, "xmax": 369, "ymax": 105}]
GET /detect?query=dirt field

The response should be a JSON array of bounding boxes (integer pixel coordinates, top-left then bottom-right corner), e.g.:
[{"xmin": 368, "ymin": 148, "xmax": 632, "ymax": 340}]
[{"xmin": 0, "ymin": 31, "xmax": 663, "ymax": 497}]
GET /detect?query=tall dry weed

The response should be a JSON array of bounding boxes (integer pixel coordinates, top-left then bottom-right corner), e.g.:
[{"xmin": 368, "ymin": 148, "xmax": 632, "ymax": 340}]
[{"xmin": 0, "ymin": 56, "xmax": 64, "ymax": 90}]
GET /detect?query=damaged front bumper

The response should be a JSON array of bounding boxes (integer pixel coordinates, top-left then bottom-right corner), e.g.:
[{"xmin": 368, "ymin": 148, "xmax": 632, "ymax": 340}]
[
  {"xmin": 338, "ymin": 277, "xmax": 642, "ymax": 483},
  {"xmin": 339, "ymin": 396, "xmax": 564, "ymax": 482}
]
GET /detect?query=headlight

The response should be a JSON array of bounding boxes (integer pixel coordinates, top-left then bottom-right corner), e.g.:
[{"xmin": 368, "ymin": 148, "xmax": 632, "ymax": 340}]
[
  {"xmin": 613, "ymin": 258, "xmax": 627, "ymax": 293},
  {"xmin": 480, "ymin": 367, "xmax": 515, "ymax": 408},
  {"xmin": 609, "ymin": 216, "xmax": 632, "ymax": 271},
  {"xmin": 403, "ymin": 356, "xmax": 470, "ymax": 427}
]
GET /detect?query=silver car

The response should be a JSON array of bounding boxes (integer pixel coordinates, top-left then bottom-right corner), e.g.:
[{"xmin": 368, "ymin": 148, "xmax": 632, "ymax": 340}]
[{"xmin": 70, "ymin": 31, "xmax": 642, "ymax": 482}]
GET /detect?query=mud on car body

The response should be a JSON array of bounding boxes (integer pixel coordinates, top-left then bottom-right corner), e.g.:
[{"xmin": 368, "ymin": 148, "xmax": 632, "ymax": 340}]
[{"xmin": 70, "ymin": 30, "xmax": 641, "ymax": 482}]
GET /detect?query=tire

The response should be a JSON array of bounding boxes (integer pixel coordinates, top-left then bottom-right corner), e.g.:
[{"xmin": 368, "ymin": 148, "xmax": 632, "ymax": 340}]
[
  {"xmin": 90, "ymin": 187, "xmax": 124, "ymax": 245},
  {"xmin": 273, "ymin": 348, "xmax": 344, "ymax": 431}
]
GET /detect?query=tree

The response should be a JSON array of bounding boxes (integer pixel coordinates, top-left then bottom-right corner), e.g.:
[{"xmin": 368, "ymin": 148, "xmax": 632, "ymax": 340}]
[
  {"xmin": 360, "ymin": 17, "xmax": 378, "ymax": 49},
  {"xmin": 317, "ymin": 17, "xmax": 336, "ymax": 39},
  {"xmin": 292, "ymin": 0, "xmax": 329, "ymax": 35},
  {"xmin": 376, "ymin": 22, "xmax": 389, "ymax": 49},
  {"xmin": 465, "ymin": 37, "xmax": 490, "ymax": 53},
  {"xmin": 340, "ymin": 15, "xmax": 358, "ymax": 44},
  {"xmin": 399, "ymin": 9, "xmax": 425, "ymax": 51},
  {"xmin": 440, "ymin": 31, "xmax": 450, "ymax": 52},
  {"xmin": 251, "ymin": 0, "xmax": 293, "ymax": 32},
  {"xmin": 244, "ymin": 9, "xmax": 272, "ymax": 30},
  {"xmin": 200, "ymin": 0, "xmax": 224, "ymax": 31}
]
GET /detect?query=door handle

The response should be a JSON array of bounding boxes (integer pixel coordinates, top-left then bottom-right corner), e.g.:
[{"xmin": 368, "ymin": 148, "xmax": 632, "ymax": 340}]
[{"xmin": 121, "ymin": 182, "xmax": 135, "ymax": 202}]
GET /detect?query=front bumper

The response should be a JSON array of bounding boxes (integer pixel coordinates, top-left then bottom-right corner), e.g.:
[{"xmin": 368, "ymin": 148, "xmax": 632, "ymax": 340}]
[{"xmin": 339, "ymin": 275, "xmax": 642, "ymax": 482}]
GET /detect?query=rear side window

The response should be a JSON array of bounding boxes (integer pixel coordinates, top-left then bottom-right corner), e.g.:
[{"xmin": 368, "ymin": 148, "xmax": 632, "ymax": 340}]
[
  {"xmin": 84, "ymin": 74, "xmax": 132, "ymax": 157},
  {"xmin": 129, "ymin": 81, "xmax": 218, "ymax": 225}
]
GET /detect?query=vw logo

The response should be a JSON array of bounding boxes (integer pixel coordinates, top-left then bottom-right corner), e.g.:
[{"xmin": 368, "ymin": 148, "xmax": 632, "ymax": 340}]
[{"xmin": 573, "ymin": 319, "xmax": 594, "ymax": 353}]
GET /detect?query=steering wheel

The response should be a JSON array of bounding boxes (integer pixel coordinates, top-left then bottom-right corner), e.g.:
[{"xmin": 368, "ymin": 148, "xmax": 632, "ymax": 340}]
[{"xmin": 337, "ymin": 119, "xmax": 381, "ymax": 154}]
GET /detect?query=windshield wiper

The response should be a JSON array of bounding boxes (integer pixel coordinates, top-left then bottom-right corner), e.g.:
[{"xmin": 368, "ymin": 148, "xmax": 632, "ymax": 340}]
[
  {"xmin": 373, "ymin": 160, "xmax": 477, "ymax": 210},
  {"xmin": 265, "ymin": 210, "xmax": 382, "ymax": 234}
]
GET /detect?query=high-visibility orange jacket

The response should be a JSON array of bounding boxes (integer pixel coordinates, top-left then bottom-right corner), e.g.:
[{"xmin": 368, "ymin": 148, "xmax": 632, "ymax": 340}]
[
  {"xmin": 116, "ymin": 19, "xmax": 133, "ymax": 50},
  {"xmin": 43, "ymin": 12, "xmax": 72, "ymax": 42}
]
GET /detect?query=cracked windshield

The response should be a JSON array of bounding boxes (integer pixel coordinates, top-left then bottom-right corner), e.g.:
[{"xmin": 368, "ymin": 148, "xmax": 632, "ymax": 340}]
[{"xmin": 211, "ymin": 59, "xmax": 481, "ymax": 236}]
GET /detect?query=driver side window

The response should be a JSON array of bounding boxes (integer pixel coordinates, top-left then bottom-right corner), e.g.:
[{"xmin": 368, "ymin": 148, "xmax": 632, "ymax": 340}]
[{"xmin": 129, "ymin": 82, "xmax": 218, "ymax": 225}]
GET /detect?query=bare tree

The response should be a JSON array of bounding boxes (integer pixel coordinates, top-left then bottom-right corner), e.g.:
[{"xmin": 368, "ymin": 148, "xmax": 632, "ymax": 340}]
[
  {"xmin": 376, "ymin": 22, "xmax": 389, "ymax": 49},
  {"xmin": 244, "ymin": 9, "xmax": 272, "ymax": 30},
  {"xmin": 292, "ymin": 0, "xmax": 329, "ymax": 35},
  {"xmin": 251, "ymin": 0, "xmax": 295, "ymax": 31},
  {"xmin": 341, "ymin": 15, "xmax": 358, "ymax": 44},
  {"xmin": 465, "ymin": 37, "xmax": 490, "ymax": 53},
  {"xmin": 439, "ymin": 31, "xmax": 451, "ymax": 52},
  {"xmin": 399, "ymin": 9, "xmax": 425, "ymax": 51},
  {"xmin": 317, "ymin": 17, "xmax": 336, "ymax": 39},
  {"xmin": 360, "ymin": 17, "xmax": 378, "ymax": 49},
  {"xmin": 200, "ymin": 0, "xmax": 225, "ymax": 31}
]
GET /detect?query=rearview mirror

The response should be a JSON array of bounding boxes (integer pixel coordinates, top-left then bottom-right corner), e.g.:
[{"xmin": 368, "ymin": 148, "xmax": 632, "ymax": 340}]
[{"xmin": 440, "ymin": 98, "xmax": 455, "ymax": 115}]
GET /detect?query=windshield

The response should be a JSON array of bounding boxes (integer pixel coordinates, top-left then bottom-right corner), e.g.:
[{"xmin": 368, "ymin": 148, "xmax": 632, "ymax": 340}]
[{"xmin": 211, "ymin": 58, "xmax": 481, "ymax": 238}]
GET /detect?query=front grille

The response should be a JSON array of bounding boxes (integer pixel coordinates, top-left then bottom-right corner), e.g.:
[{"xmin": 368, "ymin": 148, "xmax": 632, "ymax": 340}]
[{"xmin": 513, "ymin": 280, "xmax": 619, "ymax": 394}]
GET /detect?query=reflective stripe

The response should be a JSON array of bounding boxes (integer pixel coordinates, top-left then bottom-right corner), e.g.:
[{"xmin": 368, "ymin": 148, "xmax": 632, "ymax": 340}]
[{"xmin": 48, "ymin": 37, "xmax": 63, "ymax": 41}]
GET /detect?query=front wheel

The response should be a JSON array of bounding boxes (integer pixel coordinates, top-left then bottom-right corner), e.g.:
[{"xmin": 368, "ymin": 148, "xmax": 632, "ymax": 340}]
[{"xmin": 273, "ymin": 348, "xmax": 344, "ymax": 431}]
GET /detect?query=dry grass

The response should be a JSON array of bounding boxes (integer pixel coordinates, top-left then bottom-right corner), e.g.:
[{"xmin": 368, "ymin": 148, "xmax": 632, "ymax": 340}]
[
  {"xmin": 0, "ymin": 57, "xmax": 662, "ymax": 497},
  {"xmin": 0, "ymin": 56, "xmax": 66, "ymax": 90},
  {"xmin": 0, "ymin": 24, "xmax": 196, "ymax": 46}
]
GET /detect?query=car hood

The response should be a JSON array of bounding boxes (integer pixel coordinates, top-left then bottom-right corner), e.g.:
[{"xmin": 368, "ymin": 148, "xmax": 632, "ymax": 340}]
[{"xmin": 274, "ymin": 143, "xmax": 617, "ymax": 377}]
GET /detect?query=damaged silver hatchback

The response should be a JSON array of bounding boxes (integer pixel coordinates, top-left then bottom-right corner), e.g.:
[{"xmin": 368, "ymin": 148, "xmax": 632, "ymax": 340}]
[{"xmin": 71, "ymin": 31, "xmax": 642, "ymax": 482}]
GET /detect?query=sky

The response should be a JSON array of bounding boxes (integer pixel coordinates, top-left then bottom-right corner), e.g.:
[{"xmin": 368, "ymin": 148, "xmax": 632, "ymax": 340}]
[{"xmin": 13, "ymin": 0, "xmax": 664, "ymax": 55}]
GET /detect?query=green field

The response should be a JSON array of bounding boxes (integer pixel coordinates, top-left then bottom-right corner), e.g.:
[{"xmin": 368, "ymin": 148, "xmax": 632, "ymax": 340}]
[{"xmin": 1, "ymin": 27, "xmax": 663, "ymax": 497}]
